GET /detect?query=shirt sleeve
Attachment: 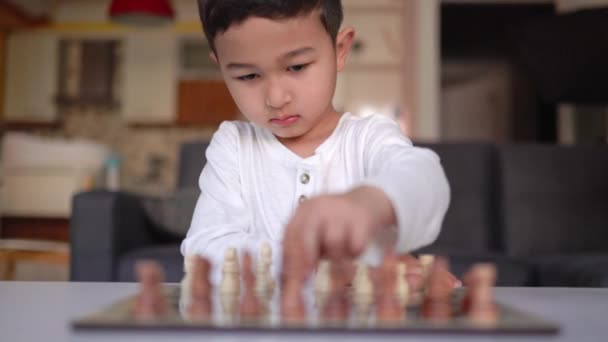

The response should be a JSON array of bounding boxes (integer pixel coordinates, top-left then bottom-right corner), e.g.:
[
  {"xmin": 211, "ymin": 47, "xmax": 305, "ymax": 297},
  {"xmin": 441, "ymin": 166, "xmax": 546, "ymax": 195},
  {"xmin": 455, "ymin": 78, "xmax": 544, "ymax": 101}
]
[
  {"xmin": 180, "ymin": 121, "xmax": 268, "ymax": 284},
  {"xmin": 359, "ymin": 115, "xmax": 450, "ymax": 255}
]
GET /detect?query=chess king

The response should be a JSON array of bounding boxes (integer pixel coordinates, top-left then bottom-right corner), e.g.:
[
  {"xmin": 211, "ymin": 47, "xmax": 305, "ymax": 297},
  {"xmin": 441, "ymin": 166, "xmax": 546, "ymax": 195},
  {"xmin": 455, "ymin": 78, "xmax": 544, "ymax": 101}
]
[{"xmin": 180, "ymin": 0, "xmax": 455, "ymax": 291}]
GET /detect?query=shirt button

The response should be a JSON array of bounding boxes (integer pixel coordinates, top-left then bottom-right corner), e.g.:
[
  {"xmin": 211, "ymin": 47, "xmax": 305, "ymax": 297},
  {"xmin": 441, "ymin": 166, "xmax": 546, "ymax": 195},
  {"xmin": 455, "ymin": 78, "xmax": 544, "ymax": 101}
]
[
  {"xmin": 298, "ymin": 195, "xmax": 308, "ymax": 203},
  {"xmin": 300, "ymin": 173, "xmax": 310, "ymax": 185}
]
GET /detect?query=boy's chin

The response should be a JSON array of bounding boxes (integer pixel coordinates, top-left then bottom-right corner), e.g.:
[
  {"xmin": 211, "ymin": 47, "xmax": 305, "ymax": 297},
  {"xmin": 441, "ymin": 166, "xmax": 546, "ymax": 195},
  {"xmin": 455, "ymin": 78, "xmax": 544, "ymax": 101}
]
[{"xmin": 269, "ymin": 127, "xmax": 306, "ymax": 140}]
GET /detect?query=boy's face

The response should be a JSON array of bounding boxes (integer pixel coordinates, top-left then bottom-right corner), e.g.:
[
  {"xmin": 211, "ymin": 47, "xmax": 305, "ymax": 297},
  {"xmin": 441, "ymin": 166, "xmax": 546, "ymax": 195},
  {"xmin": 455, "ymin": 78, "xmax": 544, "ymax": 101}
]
[{"xmin": 212, "ymin": 11, "xmax": 353, "ymax": 141}]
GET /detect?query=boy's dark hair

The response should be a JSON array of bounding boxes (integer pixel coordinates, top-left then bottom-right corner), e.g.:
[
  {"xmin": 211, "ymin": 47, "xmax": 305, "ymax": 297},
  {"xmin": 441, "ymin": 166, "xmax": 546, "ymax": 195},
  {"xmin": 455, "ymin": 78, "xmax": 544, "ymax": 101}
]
[{"xmin": 198, "ymin": 0, "xmax": 343, "ymax": 53}]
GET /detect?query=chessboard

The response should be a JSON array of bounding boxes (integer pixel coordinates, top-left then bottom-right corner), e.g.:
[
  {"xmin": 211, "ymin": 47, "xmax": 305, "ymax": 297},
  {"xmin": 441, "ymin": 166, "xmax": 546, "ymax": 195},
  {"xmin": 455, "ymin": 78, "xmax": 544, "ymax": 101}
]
[
  {"xmin": 72, "ymin": 285, "xmax": 558, "ymax": 335},
  {"xmin": 72, "ymin": 250, "xmax": 559, "ymax": 335}
]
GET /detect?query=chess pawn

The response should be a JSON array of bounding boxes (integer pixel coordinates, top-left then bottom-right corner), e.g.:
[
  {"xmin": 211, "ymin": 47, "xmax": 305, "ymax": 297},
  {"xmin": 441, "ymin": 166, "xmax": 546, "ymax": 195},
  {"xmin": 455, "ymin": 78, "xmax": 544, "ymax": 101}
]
[
  {"xmin": 314, "ymin": 260, "xmax": 331, "ymax": 307},
  {"xmin": 419, "ymin": 254, "xmax": 435, "ymax": 286},
  {"xmin": 396, "ymin": 262, "xmax": 409, "ymax": 307},
  {"xmin": 186, "ymin": 256, "xmax": 213, "ymax": 320},
  {"xmin": 352, "ymin": 262, "xmax": 373, "ymax": 315},
  {"xmin": 134, "ymin": 261, "xmax": 168, "ymax": 320},
  {"xmin": 461, "ymin": 263, "xmax": 496, "ymax": 314},
  {"xmin": 240, "ymin": 253, "xmax": 263, "ymax": 318},
  {"xmin": 280, "ymin": 277, "xmax": 307, "ymax": 323},
  {"xmin": 261, "ymin": 242, "xmax": 276, "ymax": 293},
  {"xmin": 375, "ymin": 253, "xmax": 405, "ymax": 322},
  {"xmin": 256, "ymin": 243, "xmax": 274, "ymax": 298},
  {"xmin": 220, "ymin": 247, "xmax": 240, "ymax": 296},
  {"xmin": 421, "ymin": 257, "xmax": 452, "ymax": 322},
  {"xmin": 280, "ymin": 249, "xmax": 308, "ymax": 323},
  {"xmin": 321, "ymin": 261, "xmax": 350, "ymax": 322},
  {"xmin": 180, "ymin": 257, "xmax": 194, "ymax": 308},
  {"xmin": 468, "ymin": 263, "xmax": 498, "ymax": 325}
]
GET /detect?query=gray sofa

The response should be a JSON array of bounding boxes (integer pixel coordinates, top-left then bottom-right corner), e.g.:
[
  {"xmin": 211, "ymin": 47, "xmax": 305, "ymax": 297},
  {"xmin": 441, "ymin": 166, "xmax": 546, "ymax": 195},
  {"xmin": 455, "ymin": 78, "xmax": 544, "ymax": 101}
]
[{"xmin": 70, "ymin": 142, "xmax": 608, "ymax": 286}]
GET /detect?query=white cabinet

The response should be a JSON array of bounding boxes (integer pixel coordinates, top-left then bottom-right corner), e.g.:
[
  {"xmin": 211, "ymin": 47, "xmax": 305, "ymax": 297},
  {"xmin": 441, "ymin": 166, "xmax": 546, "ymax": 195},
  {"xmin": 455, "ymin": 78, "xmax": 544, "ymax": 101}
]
[
  {"xmin": 334, "ymin": 8, "xmax": 403, "ymax": 118},
  {"xmin": 342, "ymin": 12, "xmax": 402, "ymax": 67},
  {"xmin": 122, "ymin": 31, "xmax": 177, "ymax": 123},
  {"xmin": 4, "ymin": 31, "xmax": 58, "ymax": 122}
]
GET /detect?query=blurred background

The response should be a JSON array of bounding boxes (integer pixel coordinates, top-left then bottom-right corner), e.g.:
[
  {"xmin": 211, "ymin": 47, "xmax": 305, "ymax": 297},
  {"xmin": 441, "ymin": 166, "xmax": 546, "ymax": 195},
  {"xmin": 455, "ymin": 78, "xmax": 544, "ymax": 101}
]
[{"xmin": 0, "ymin": 0, "xmax": 606, "ymax": 283}]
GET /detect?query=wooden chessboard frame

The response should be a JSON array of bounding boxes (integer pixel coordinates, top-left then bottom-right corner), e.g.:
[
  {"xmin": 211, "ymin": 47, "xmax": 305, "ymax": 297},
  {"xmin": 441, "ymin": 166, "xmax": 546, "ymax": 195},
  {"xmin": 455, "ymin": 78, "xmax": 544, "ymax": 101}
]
[{"xmin": 72, "ymin": 285, "xmax": 559, "ymax": 335}]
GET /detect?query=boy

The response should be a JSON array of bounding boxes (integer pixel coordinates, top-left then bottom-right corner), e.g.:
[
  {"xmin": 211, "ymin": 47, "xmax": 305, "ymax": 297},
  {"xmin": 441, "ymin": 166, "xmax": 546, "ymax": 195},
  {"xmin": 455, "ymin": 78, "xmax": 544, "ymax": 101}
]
[{"xmin": 181, "ymin": 0, "xmax": 451, "ymax": 285}]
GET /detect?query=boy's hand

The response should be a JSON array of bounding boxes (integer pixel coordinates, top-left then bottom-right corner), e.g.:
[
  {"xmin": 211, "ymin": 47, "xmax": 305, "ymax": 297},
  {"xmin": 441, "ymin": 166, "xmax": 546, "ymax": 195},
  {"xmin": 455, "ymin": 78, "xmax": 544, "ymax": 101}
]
[{"xmin": 282, "ymin": 186, "xmax": 396, "ymax": 272}]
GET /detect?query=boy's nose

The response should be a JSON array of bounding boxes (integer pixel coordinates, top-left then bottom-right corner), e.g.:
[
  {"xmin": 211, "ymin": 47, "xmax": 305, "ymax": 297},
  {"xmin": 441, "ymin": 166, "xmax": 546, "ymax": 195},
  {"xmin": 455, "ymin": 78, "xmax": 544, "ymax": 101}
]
[{"xmin": 265, "ymin": 77, "xmax": 292, "ymax": 110}]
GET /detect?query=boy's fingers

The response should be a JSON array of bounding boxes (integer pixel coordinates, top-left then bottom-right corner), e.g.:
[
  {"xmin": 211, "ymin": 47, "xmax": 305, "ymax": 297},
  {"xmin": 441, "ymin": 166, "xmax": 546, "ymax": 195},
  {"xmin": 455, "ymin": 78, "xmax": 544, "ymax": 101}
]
[
  {"xmin": 348, "ymin": 220, "xmax": 369, "ymax": 257},
  {"xmin": 323, "ymin": 220, "xmax": 347, "ymax": 260}
]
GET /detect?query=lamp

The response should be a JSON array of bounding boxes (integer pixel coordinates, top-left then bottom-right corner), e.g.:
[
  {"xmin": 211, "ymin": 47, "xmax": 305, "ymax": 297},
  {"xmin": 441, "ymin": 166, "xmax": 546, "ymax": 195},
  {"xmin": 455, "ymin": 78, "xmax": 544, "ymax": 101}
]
[{"xmin": 109, "ymin": 0, "xmax": 174, "ymax": 26}]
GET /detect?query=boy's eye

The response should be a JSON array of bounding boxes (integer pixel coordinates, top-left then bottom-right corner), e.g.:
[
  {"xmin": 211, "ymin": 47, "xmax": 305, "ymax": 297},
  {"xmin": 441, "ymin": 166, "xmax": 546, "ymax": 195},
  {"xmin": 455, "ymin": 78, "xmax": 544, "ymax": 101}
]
[
  {"xmin": 237, "ymin": 74, "xmax": 258, "ymax": 81},
  {"xmin": 287, "ymin": 64, "xmax": 307, "ymax": 72}
]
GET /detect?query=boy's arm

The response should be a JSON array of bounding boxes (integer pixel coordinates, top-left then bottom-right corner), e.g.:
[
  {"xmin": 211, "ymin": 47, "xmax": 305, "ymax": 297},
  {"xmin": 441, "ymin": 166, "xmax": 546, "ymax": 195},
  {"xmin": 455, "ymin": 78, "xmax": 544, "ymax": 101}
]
[
  {"xmin": 282, "ymin": 116, "xmax": 450, "ymax": 272},
  {"xmin": 360, "ymin": 116, "xmax": 450, "ymax": 254},
  {"xmin": 180, "ymin": 122, "xmax": 269, "ymax": 283}
]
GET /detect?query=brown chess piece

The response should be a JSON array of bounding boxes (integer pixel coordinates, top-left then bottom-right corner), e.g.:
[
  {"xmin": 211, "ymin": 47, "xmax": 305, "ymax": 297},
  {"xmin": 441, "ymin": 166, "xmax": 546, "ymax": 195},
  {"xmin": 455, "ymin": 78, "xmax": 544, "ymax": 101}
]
[
  {"xmin": 421, "ymin": 256, "xmax": 452, "ymax": 322},
  {"xmin": 280, "ymin": 246, "xmax": 308, "ymax": 322},
  {"xmin": 187, "ymin": 256, "xmax": 213, "ymax": 320},
  {"xmin": 134, "ymin": 260, "xmax": 168, "ymax": 320},
  {"xmin": 468, "ymin": 263, "xmax": 498, "ymax": 325},
  {"xmin": 240, "ymin": 252, "xmax": 263, "ymax": 318},
  {"xmin": 375, "ymin": 253, "xmax": 405, "ymax": 322},
  {"xmin": 321, "ymin": 261, "xmax": 350, "ymax": 321}
]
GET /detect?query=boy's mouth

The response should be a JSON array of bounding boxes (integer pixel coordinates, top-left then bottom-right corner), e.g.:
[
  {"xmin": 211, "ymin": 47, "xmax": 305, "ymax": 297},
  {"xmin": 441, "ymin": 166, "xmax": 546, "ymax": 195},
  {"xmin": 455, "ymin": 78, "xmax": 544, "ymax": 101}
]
[{"xmin": 270, "ymin": 115, "xmax": 300, "ymax": 127}]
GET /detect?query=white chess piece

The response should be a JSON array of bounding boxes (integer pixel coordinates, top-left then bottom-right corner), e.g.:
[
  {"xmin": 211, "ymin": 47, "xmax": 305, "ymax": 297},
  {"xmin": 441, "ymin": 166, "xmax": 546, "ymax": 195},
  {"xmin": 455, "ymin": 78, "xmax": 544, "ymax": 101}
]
[
  {"xmin": 352, "ymin": 262, "xmax": 373, "ymax": 312},
  {"xmin": 260, "ymin": 242, "xmax": 275, "ymax": 294},
  {"xmin": 220, "ymin": 247, "xmax": 240, "ymax": 295},
  {"xmin": 179, "ymin": 255, "xmax": 196, "ymax": 310},
  {"xmin": 396, "ymin": 262, "xmax": 409, "ymax": 306},
  {"xmin": 314, "ymin": 260, "xmax": 331, "ymax": 307}
]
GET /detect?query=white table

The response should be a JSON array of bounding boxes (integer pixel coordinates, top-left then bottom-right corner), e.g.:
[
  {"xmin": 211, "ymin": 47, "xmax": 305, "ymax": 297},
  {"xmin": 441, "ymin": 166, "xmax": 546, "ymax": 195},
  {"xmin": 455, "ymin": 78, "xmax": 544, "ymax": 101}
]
[{"xmin": 1, "ymin": 282, "xmax": 607, "ymax": 342}]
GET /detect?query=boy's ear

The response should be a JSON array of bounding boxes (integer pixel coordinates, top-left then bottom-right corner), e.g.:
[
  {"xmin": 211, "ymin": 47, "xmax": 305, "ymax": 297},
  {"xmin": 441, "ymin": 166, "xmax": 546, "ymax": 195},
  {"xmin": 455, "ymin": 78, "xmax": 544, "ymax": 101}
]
[
  {"xmin": 209, "ymin": 52, "xmax": 219, "ymax": 66},
  {"xmin": 335, "ymin": 27, "xmax": 355, "ymax": 72}
]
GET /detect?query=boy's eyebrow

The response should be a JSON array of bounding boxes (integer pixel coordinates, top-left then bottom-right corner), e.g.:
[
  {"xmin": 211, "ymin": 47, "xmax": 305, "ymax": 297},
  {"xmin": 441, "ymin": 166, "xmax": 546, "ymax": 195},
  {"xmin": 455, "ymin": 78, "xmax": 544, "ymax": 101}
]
[
  {"xmin": 225, "ymin": 47, "xmax": 316, "ymax": 70},
  {"xmin": 281, "ymin": 46, "xmax": 315, "ymax": 59}
]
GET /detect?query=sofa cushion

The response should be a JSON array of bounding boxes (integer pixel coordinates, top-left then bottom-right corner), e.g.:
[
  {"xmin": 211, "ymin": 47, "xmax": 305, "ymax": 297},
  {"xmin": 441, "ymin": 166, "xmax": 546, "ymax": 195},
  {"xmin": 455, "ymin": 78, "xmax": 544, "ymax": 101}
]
[
  {"xmin": 534, "ymin": 254, "xmax": 608, "ymax": 287},
  {"xmin": 417, "ymin": 143, "xmax": 499, "ymax": 253},
  {"xmin": 177, "ymin": 141, "xmax": 209, "ymax": 190},
  {"xmin": 117, "ymin": 244, "xmax": 183, "ymax": 282},
  {"xmin": 500, "ymin": 145, "xmax": 608, "ymax": 257},
  {"xmin": 141, "ymin": 187, "xmax": 200, "ymax": 239}
]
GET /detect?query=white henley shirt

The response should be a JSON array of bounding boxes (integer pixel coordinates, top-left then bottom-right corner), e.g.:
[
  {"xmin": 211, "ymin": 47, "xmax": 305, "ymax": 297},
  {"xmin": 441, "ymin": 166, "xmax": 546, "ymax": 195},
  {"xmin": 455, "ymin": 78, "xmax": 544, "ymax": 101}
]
[{"xmin": 181, "ymin": 112, "xmax": 450, "ymax": 284}]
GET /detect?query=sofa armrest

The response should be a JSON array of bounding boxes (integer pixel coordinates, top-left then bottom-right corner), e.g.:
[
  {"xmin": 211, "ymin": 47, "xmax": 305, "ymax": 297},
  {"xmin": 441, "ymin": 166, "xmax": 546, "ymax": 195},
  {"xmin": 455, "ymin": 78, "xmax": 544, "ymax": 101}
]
[{"xmin": 70, "ymin": 190, "xmax": 156, "ymax": 281}]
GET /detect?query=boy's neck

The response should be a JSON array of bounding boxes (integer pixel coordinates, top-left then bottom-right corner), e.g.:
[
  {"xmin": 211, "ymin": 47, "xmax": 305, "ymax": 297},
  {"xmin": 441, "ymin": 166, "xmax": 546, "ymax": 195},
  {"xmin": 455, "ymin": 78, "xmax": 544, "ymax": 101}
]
[{"xmin": 276, "ymin": 109, "xmax": 342, "ymax": 158}]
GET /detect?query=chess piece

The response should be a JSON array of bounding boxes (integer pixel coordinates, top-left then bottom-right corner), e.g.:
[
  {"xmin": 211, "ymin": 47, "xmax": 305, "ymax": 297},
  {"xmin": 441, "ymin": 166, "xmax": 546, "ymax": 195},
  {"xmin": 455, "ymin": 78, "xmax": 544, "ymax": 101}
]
[
  {"xmin": 468, "ymin": 263, "xmax": 498, "ymax": 325},
  {"xmin": 314, "ymin": 260, "xmax": 331, "ymax": 307},
  {"xmin": 321, "ymin": 261, "xmax": 350, "ymax": 321},
  {"xmin": 256, "ymin": 243, "xmax": 275, "ymax": 298},
  {"xmin": 376, "ymin": 253, "xmax": 405, "ymax": 322},
  {"xmin": 352, "ymin": 262, "xmax": 374, "ymax": 316},
  {"xmin": 261, "ymin": 242, "xmax": 276, "ymax": 293},
  {"xmin": 220, "ymin": 247, "xmax": 240, "ymax": 295},
  {"xmin": 419, "ymin": 254, "xmax": 435, "ymax": 287},
  {"xmin": 421, "ymin": 256, "xmax": 452, "ymax": 322},
  {"xmin": 134, "ymin": 260, "xmax": 168, "ymax": 320},
  {"xmin": 280, "ymin": 246, "xmax": 308, "ymax": 322},
  {"xmin": 180, "ymin": 255, "xmax": 195, "ymax": 309},
  {"xmin": 240, "ymin": 252, "xmax": 263, "ymax": 318},
  {"xmin": 396, "ymin": 262, "xmax": 410, "ymax": 307},
  {"xmin": 186, "ymin": 256, "xmax": 213, "ymax": 320}
]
